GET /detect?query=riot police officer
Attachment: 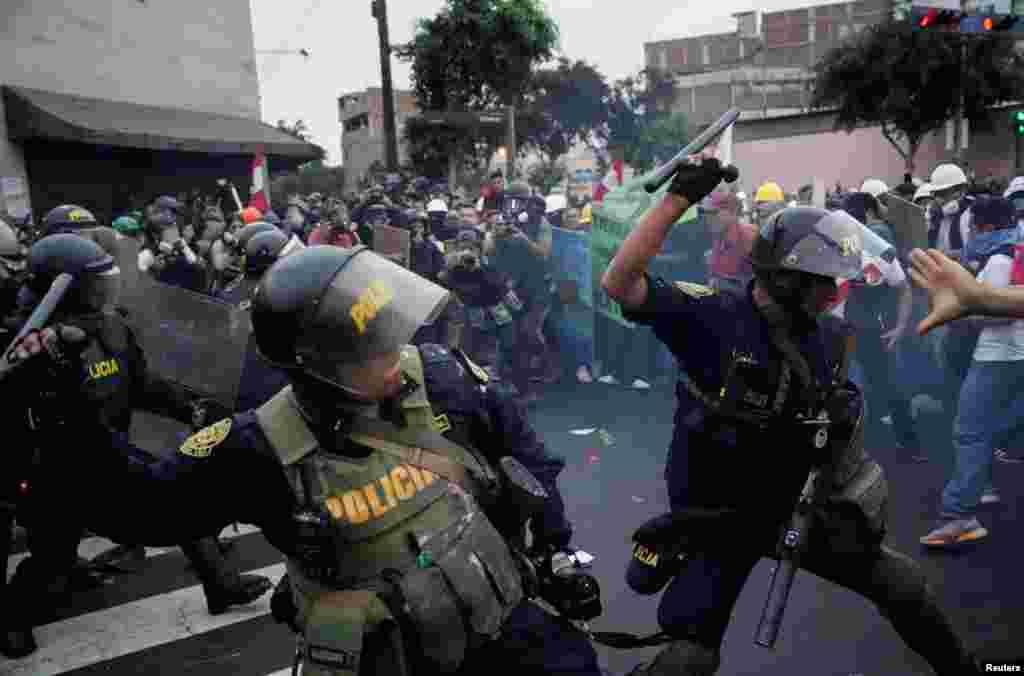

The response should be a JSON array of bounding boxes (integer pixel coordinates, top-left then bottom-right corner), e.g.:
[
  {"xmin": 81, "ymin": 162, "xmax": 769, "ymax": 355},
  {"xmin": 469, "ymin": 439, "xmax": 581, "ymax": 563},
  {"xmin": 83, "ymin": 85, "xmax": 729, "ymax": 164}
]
[
  {"xmin": 41, "ymin": 204, "xmax": 100, "ymax": 237},
  {"xmin": 1, "ymin": 234, "xmax": 271, "ymax": 658},
  {"xmin": 218, "ymin": 228, "xmax": 301, "ymax": 411},
  {"xmin": 601, "ymin": 157, "xmax": 985, "ymax": 675},
  {"xmin": 9, "ymin": 245, "xmax": 604, "ymax": 675}
]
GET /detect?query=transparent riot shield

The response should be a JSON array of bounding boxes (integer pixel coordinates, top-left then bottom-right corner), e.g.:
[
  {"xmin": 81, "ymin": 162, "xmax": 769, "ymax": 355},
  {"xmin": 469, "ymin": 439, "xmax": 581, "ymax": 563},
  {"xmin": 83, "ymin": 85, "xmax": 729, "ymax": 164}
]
[
  {"xmin": 114, "ymin": 236, "xmax": 142, "ymax": 307},
  {"xmin": 373, "ymin": 224, "xmax": 412, "ymax": 268},
  {"xmin": 121, "ymin": 274, "xmax": 249, "ymax": 409},
  {"xmin": 885, "ymin": 193, "xmax": 928, "ymax": 254}
]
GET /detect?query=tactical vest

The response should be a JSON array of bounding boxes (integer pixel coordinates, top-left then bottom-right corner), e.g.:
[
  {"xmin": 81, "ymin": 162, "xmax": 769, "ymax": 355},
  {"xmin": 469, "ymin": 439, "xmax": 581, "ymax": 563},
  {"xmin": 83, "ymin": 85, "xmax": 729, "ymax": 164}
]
[{"xmin": 255, "ymin": 346, "xmax": 523, "ymax": 676}]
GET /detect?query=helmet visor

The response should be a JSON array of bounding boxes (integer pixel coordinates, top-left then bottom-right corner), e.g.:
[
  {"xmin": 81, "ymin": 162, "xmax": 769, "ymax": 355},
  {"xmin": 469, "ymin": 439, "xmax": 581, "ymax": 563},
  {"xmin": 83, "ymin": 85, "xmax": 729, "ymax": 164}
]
[
  {"xmin": 311, "ymin": 249, "xmax": 451, "ymax": 365},
  {"xmin": 768, "ymin": 209, "xmax": 896, "ymax": 281}
]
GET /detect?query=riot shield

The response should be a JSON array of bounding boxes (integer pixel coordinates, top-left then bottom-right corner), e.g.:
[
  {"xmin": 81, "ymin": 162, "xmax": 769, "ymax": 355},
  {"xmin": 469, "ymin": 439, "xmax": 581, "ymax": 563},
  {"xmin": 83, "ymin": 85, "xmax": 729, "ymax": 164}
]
[
  {"xmin": 373, "ymin": 224, "xmax": 412, "ymax": 268},
  {"xmin": 120, "ymin": 274, "xmax": 249, "ymax": 409},
  {"xmin": 886, "ymin": 193, "xmax": 928, "ymax": 254},
  {"xmin": 114, "ymin": 236, "xmax": 142, "ymax": 307}
]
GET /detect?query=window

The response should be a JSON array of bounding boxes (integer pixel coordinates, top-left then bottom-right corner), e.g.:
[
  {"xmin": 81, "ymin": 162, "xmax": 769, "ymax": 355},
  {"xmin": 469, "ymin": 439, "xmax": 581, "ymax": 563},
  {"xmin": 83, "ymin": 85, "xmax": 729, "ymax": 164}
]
[
  {"xmin": 660, "ymin": 48, "xmax": 668, "ymax": 69},
  {"xmin": 702, "ymin": 42, "xmax": 710, "ymax": 65},
  {"xmin": 839, "ymin": 24, "xmax": 850, "ymax": 39}
]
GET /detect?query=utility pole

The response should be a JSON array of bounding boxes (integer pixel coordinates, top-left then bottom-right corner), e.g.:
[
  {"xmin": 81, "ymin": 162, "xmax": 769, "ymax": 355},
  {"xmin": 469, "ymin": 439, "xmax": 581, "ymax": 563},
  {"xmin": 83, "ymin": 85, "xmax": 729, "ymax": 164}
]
[
  {"xmin": 505, "ymin": 105, "xmax": 516, "ymax": 181},
  {"xmin": 371, "ymin": 0, "xmax": 399, "ymax": 171},
  {"xmin": 953, "ymin": 36, "xmax": 967, "ymax": 166}
]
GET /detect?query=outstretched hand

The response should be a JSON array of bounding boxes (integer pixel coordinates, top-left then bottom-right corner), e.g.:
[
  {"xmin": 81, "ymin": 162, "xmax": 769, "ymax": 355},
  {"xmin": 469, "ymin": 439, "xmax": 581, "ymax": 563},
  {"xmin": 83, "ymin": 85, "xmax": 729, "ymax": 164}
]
[{"xmin": 907, "ymin": 248, "xmax": 982, "ymax": 335}]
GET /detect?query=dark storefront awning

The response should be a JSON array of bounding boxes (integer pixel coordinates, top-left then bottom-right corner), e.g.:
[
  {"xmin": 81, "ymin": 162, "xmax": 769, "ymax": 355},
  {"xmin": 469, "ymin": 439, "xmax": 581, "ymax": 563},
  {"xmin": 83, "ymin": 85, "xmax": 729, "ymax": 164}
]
[{"xmin": 3, "ymin": 85, "xmax": 322, "ymax": 162}]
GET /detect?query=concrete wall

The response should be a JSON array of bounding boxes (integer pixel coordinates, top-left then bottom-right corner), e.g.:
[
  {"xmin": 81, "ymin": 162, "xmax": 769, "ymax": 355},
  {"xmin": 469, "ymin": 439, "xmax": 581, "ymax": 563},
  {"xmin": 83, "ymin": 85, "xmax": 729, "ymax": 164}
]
[
  {"xmin": 339, "ymin": 89, "xmax": 417, "ymax": 191},
  {"xmin": 0, "ymin": 0, "xmax": 261, "ymax": 216},
  {"xmin": 731, "ymin": 107, "xmax": 1024, "ymax": 196},
  {"xmin": 646, "ymin": 0, "xmax": 894, "ymax": 126}
]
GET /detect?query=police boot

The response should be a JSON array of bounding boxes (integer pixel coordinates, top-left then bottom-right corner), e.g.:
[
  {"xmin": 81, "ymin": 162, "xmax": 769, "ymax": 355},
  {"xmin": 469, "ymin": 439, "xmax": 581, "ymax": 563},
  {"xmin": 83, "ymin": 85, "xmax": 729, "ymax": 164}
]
[
  {"xmin": 626, "ymin": 640, "xmax": 721, "ymax": 676},
  {"xmin": 180, "ymin": 538, "xmax": 272, "ymax": 615},
  {"xmin": 0, "ymin": 511, "xmax": 37, "ymax": 659}
]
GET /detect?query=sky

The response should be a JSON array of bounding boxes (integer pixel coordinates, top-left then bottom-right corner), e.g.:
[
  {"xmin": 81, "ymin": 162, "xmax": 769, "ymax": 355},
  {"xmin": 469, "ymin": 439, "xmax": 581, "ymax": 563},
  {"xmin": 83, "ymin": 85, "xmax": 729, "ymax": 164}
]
[{"xmin": 250, "ymin": 0, "xmax": 832, "ymax": 166}]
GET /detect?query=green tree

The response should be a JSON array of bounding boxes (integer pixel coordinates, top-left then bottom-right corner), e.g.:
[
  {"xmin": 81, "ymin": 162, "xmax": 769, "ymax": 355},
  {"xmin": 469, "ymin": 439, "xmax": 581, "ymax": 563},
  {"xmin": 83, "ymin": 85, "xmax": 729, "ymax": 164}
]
[
  {"xmin": 520, "ymin": 57, "xmax": 611, "ymax": 162},
  {"xmin": 527, "ymin": 158, "xmax": 567, "ymax": 194},
  {"xmin": 810, "ymin": 19, "xmax": 1024, "ymax": 176},
  {"xmin": 605, "ymin": 67, "xmax": 679, "ymax": 171},
  {"xmin": 396, "ymin": 0, "xmax": 559, "ymax": 175},
  {"xmin": 277, "ymin": 119, "xmax": 312, "ymax": 142}
]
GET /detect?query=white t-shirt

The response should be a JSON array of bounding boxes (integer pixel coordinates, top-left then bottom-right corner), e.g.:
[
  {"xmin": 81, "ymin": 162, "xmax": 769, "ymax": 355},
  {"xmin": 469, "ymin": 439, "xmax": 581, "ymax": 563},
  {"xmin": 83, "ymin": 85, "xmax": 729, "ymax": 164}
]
[
  {"xmin": 545, "ymin": 194, "xmax": 567, "ymax": 213},
  {"xmin": 974, "ymin": 254, "xmax": 1024, "ymax": 361}
]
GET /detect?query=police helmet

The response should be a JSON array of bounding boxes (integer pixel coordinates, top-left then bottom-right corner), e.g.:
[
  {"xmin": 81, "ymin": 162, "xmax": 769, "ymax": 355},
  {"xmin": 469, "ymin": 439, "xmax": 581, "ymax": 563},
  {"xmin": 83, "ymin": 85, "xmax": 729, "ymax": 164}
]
[
  {"xmin": 234, "ymin": 221, "xmax": 278, "ymax": 254},
  {"xmin": 244, "ymin": 229, "xmax": 305, "ymax": 277},
  {"xmin": 145, "ymin": 204, "xmax": 177, "ymax": 232},
  {"xmin": 42, "ymin": 205, "xmax": 98, "ymax": 236},
  {"xmin": 112, "ymin": 216, "xmax": 142, "ymax": 235},
  {"xmin": 750, "ymin": 207, "xmax": 894, "ymax": 281},
  {"xmin": 28, "ymin": 234, "xmax": 120, "ymax": 313},
  {"xmin": 251, "ymin": 246, "xmax": 450, "ymax": 391},
  {"xmin": 153, "ymin": 195, "xmax": 183, "ymax": 213}
]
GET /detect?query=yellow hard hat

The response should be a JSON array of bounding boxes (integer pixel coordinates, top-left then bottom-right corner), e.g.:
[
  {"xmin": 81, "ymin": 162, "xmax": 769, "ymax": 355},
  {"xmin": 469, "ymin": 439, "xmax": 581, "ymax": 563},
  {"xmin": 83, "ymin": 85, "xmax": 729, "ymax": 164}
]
[{"xmin": 754, "ymin": 182, "xmax": 785, "ymax": 204}]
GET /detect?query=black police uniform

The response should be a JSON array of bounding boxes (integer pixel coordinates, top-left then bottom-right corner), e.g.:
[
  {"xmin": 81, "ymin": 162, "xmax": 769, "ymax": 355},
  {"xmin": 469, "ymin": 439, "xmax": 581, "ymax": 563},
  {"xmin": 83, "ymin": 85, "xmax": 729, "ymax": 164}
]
[
  {"xmin": 57, "ymin": 343, "xmax": 599, "ymax": 676},
  {"xmin": 1, "ymin": 304, "xmax": 271, "ymax": 655},
  {"xmin": 621, "ymin": 276, "xmax": 979, "ymax": 676}
]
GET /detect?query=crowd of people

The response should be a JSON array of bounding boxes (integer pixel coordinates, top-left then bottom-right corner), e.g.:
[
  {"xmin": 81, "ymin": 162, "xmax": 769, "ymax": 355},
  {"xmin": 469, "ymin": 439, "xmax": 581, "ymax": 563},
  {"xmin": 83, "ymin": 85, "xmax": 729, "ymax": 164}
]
[{"xmin": 2, "ymin": 152, "xmax": 1023, "ymax": 674}]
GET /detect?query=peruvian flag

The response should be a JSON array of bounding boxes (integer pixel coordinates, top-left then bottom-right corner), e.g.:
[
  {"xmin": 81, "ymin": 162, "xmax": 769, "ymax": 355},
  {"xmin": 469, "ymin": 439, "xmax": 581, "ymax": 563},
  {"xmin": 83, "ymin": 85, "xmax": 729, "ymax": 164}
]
[{"xmin": 249, "ymin": 147, "xmax": 271, "ymax": 213}]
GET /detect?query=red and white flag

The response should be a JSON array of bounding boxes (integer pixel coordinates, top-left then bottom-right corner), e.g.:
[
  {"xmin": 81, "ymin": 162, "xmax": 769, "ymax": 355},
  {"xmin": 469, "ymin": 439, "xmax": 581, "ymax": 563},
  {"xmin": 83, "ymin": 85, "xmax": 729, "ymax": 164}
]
[{"xmin": 249, "ymin": 148, "xmax": 271, "ymax": 213}]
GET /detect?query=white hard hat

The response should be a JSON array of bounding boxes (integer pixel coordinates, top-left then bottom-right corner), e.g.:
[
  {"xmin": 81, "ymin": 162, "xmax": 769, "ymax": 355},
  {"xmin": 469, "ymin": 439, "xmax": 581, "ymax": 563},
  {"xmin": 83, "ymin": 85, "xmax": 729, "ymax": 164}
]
[
  {"xmin": 426, "ymin": 198, "xmax": 448, "ymax": 214},
  {"xmin": 913, "ymin": 183, "xmax": 934, "ymax": 202},
  {"xmin": 929, "ymin": 164, "xmax": 968, "ymax": 192},
  {"xmin": 860, "ymin": 178, "xmax": 889, "ymax": 198},
  {"xmin": 736, "ymin": 192, "xmax": 747, "ymax": 200}
]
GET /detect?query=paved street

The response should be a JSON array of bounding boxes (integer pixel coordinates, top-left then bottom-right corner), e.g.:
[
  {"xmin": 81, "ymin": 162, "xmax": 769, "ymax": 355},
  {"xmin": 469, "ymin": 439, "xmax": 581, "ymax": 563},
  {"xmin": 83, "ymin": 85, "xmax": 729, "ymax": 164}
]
[{"xmin": 3, "ymin": 383, "xmax": 1021, "ymax": 675}]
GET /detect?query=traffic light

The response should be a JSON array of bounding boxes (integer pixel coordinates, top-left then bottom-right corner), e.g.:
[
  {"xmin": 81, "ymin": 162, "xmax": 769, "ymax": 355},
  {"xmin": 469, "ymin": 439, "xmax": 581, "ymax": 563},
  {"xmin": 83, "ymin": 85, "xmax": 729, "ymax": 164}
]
[
  {"xmin": 981, "ymin": 15, "xmax": 1019, "ymax": 30},
  {"xmin": 1014, "ymin": 111, "xmax": 1024, "ymax": 137}
]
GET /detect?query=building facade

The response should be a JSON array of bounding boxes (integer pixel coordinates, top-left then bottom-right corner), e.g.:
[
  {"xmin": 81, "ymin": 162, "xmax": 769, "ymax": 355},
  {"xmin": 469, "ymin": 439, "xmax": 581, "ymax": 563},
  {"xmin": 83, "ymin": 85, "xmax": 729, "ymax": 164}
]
[
  {"xmin": 0, "ymin": 1, "xmax": 316, "ymax": 224},
  {"xmin": 644, "ymin": 0, "xmax": 895, "ymax": 126},
  {"xmin": 338, "ymin": 88, "xmax": 419, "ymax": 191},
  {"xmin": 732, "ymin": 106, "xmax": 1024, "ymax": 199}
]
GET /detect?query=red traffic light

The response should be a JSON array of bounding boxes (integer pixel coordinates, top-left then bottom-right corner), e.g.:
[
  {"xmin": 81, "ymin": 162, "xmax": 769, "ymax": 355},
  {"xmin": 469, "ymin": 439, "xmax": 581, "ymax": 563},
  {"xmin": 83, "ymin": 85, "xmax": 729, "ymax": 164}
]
[
  {"xmin": 920, "ymin": 8, "xmax": 937, "ymax": 28},
  {"xmin": 984, "ymin": 17, "xmax": 994, "ymax": 30}
]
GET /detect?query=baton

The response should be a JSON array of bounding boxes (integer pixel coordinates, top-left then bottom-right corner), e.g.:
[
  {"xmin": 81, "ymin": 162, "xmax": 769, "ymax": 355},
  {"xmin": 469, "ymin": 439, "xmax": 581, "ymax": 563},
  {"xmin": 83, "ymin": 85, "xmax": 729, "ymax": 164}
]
[
  {"xmin": 644, "ymin": 107, "xmax": 742, "ymax": 194},
  {"xmin": 230, "ymin": 186, "xmax": 245, "ymax": 214},
  {"xmin": 0, "ymin": 272, "xmax": 75, "ymax": 380}
]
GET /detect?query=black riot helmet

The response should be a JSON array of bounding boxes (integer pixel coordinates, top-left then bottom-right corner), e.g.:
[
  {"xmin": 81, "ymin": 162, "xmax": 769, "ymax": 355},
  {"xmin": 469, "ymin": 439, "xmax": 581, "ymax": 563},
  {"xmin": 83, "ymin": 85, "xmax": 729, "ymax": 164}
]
[
  {"xmin": 28, "ymin": 234, "xmax": 120, "ymax": 314},
  {"xmin": 251, "ymin": 245, "xmax": 450, "ymax": 394},
  {"xmin": 244, "ymin": 229, "xmax": 305, "ymax": 277},
  {"xmin": 750, "ymin": 207, "xmax": 895, "ymax": 319},
  {"xmin": 42, "ymin": 205, "xmax": 99, "ymax": 236},
  {"xmin": 234, "ymin": 221, "xmax": 278, "ymax": 255}
]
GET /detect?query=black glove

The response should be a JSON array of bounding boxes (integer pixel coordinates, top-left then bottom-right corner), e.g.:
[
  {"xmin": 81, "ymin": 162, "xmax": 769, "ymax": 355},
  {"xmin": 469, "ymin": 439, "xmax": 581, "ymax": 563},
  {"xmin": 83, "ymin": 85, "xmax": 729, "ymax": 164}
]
[
  {"xmin": 190, "ymin": 398, "xmax": 233, "ymax": 431},
  {"xmin": 6, "ymin": 326, "xmax": 94, "ymax": 429},
  {"xmin": 667, "ymin": 157, "xmax": 727, "ymax": 206}
]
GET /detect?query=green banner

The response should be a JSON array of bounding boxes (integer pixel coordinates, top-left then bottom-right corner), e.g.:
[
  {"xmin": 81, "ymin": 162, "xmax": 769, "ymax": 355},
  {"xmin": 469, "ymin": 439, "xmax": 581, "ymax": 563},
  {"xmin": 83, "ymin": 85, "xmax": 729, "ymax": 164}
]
[{"xmin": 590, "ymin": 171, "xmax": 698, "ymax": 326}]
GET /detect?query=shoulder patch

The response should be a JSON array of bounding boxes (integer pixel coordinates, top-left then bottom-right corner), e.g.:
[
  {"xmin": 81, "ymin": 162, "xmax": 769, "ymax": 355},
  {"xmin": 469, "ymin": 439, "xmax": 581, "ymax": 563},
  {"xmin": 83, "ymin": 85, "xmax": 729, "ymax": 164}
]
[
  {"xmin": 673, "ymin": 281, "xmax": 717, "ymax": 299},
  {"xmin": 179, "ymin": 418, "xmax": 232, "ymax": 458}
]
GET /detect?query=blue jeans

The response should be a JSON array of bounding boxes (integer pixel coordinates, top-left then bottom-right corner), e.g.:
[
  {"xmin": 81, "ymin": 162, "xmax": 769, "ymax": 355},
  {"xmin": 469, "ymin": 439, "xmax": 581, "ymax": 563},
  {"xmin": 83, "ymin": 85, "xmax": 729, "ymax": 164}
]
[
  {"xmin": 942, "ymin": 360, "xmax": 1024, "ymax": 517},
  {"xmin": 545, "ymin": 297, "xmax": 594, "ymax": 370}
]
